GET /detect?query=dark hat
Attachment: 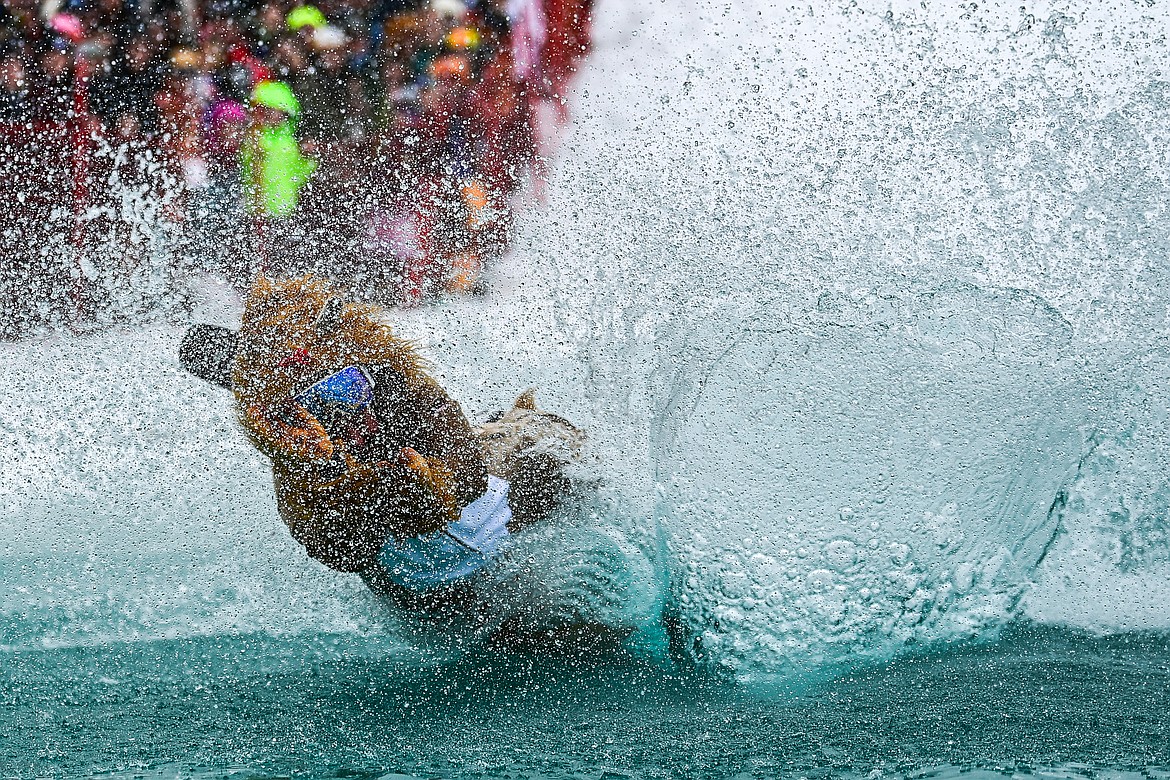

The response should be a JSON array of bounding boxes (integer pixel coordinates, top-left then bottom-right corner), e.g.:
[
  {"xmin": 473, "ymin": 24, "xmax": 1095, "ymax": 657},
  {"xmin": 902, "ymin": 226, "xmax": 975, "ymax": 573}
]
[{"xmin": 180, "ymin": 324, "xmax": 239, "ymax": 391}]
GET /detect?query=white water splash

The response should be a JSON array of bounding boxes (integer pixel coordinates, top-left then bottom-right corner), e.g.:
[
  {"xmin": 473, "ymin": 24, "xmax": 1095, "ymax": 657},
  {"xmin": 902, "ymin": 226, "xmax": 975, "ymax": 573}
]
[{"xmin": 2, "ymin": 0, "xmax": 1169, "ymax": 684}]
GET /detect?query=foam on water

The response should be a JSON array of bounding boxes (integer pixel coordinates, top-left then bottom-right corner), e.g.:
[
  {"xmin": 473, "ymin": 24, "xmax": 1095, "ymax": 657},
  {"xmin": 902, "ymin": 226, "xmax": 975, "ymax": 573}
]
[{"xmin": 2, "ymin": 0, "xmax": 1170, "ymax": 685}]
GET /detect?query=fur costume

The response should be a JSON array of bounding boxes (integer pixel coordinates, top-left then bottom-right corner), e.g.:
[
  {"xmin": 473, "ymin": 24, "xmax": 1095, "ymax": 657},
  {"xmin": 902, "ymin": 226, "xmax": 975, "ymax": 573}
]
[
  {"xmin": 477, "ymin": 389, "xmax": 588, "ymax": 530},
  {"xmin": 234, "ymin": 275, "xmax": 584, "ymax": 573}
]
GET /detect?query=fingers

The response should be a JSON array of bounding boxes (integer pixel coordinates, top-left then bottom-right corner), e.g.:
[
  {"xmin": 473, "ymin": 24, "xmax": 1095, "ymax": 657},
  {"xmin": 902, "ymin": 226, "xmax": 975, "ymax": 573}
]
[
  {"xmin": 397, "ymin": 446, "xmax": 427, "ymax": 469},
  {"xmin": 246, "ymin": 402, "xmax": 335, "ymax": 461},
  {"xmin": 394, "ymin": 447, "xmax": 461, "ymax": 526}
]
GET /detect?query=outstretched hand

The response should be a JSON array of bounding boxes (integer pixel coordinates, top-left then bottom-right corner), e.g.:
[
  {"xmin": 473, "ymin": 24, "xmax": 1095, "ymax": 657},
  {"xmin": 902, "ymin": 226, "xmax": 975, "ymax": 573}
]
[
  {"xmin": 380, "ymin": 447, "xmax": 462, "ymax": 536},
  {"xmin": 244, "ymin": 401, "xmax": 335, "ymax": 462}
]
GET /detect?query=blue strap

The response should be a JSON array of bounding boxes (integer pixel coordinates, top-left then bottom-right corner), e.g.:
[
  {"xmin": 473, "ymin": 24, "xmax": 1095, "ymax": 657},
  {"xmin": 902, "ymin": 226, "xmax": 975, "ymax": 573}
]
[{"xmin": 377, "ymin": 476, "xmax": 513, "ymax": 592}]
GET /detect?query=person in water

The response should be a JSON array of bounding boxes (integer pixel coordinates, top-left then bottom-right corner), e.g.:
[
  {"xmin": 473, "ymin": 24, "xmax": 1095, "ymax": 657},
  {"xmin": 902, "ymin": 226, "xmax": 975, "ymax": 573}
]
[{"xmin": 180, "ymin": 274, "xmax": 585, "ymax": 611}]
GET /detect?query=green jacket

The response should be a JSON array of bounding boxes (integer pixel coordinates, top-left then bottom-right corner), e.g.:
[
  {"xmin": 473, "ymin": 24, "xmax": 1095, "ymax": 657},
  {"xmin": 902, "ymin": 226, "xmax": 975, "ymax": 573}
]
[{"xmin": 240, "ymin": 121, "xmax": 317, "ymax": 218}]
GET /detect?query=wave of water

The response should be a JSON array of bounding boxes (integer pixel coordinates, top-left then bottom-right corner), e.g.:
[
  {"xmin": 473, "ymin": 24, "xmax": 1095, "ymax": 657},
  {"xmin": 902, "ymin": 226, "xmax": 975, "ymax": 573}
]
[
  {"xmin": 471, "ymin": 0, "xmax": 1170, "ymax": 679},
  {"xmin": 2, "ymin": 0, "xmax": 1170, "ymax": 687}
]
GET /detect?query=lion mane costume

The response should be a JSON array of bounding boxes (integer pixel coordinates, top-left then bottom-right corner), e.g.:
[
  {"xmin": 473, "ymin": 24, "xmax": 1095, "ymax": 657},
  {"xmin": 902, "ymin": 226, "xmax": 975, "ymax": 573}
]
[{"xmin": 233, "ymin": 275, "xmax": 585, "ymax": 574}]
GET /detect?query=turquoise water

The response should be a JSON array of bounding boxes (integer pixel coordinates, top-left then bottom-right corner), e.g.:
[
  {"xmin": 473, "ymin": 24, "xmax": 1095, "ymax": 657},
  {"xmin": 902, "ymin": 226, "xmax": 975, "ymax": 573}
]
[{"xmin": 3, "ymin": 625, "xmax": 1168, "ymax": 778}]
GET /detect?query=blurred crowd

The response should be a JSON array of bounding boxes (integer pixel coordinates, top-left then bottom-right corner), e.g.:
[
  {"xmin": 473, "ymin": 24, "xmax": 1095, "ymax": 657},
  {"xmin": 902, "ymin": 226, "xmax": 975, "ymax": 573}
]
[{"xmin": 0, "ymin": 0, "xmax": 591, "ymax": 333}]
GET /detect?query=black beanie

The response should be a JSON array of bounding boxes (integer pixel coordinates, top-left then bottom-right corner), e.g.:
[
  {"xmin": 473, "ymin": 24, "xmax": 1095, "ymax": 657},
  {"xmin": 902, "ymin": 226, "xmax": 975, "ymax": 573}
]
[{"xmin": 179, "ymin": 324, "xmax": 239, "ymax": 391}]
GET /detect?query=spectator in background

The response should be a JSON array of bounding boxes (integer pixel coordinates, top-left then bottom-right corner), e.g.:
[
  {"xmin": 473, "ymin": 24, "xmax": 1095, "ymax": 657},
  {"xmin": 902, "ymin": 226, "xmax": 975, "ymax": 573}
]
[
  {"xmin": 1, "ymin": 0, "xmax": 48, "ymax": 54},
  {"xmin": 90, "ymin": 35, "xmax": 163, "ymax": 136},
  {"xmin": 240, "ymin": 79, "xmax": 317, "ymax": 272},
  {"xmin": 207, "ymin": 98, "xmax": 249, "ymax": 182},
  {"xmin": 70, "ymin": 0, "xmax": 136, "ymax": 51},
  {"xmin": 249, "ymin": 0, "xmax": 286, "ymax": 57},
  {"xmin": 270, "ymin": 32, "xmax": 311, "ymax": 95},
  {"xmin": 540, "ymin": 0, "xmax": 592, "ymax": 117},
  {"xmin": 364, "ymin": 0, "xmax": 423, "ymax": 62},
  {"xmin": 298, "ymin": 26, "xmax": 372, "ymax": 145},
  {"xmin": 156, "ymin": 47, "xmax": 208, "ymax": 185},
  {"xmin": 35, "ymin": 40, "xmax": 75, "ymax": 123},
  {"xmin": 0, "ymin": 47, "xmax": 33, "ymax": 122},
  {"xmin": 200, "ymin": 96, "xmax": 250, "ymax": 282}
]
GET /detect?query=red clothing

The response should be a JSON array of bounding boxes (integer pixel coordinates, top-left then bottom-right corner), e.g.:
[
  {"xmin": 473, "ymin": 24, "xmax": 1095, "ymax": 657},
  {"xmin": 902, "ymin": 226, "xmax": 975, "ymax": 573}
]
[{"xmin": 541, "ymin": 0, "xmax": 593, "ymax": 100}]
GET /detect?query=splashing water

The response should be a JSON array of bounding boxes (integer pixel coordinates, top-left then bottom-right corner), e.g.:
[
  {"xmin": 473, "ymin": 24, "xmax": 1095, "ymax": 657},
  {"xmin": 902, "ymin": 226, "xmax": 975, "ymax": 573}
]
[
  {"xmin": 420, "ymin": 0, "xmax": 1170, "ymax": 681},
  {"xmin": 2, "ymin": 0, "xmax": 1170, "ymax": 775}
]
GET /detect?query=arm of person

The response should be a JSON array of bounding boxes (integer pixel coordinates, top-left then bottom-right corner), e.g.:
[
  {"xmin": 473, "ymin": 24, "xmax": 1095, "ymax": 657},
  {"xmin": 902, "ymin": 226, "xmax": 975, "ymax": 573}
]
[
  {"xmin": 272, "ymin": 450, "xmax": 457, "ymax": 572},
  {"xmin": 369, "ymin": 366, "xmax": 489, "ymax": 510}
]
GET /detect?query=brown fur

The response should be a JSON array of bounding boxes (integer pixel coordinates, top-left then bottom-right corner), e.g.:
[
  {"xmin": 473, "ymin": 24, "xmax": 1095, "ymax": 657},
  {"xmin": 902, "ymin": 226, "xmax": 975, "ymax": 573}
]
[
  {"xmin": 233, "ymin": 275, "xmax": 428, "ymax": 439},
  {"xmin": 477, "ymin": 390, "xmax": 587, "ymax": 530},
  {"xmin": 235, "ymin": 275, "xmax": 486, "ymax": 571},
  {"xmin": 234, "ymin": 275, "xmax": 585, "ymax": 573}
]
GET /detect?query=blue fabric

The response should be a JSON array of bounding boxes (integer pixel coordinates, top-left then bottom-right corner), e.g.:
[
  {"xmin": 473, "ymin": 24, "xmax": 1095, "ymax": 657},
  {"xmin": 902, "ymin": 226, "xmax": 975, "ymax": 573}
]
[{"xmin": 377, "ymin": 476, "xmax": 513, "ymax": 592}]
